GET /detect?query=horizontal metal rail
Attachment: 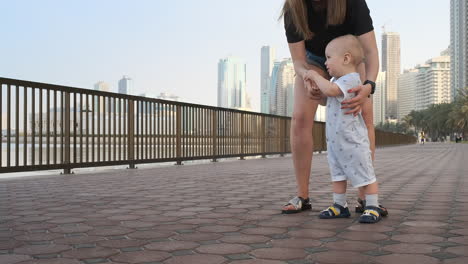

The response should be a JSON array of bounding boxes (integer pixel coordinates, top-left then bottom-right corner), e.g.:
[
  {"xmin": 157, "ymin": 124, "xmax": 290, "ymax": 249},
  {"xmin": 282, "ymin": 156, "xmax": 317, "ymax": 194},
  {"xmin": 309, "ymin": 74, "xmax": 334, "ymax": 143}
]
[{"xmin": 0, "ymin": 77, "xmax": 416, "ymax": 174}]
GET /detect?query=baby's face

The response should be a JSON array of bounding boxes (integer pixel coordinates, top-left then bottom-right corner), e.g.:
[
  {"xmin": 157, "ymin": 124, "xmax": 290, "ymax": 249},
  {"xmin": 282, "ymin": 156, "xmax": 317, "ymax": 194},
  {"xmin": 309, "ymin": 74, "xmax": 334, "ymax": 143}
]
[{"xmin": 324, "ymin": 43, "xmax": 345, "ymax": 78}]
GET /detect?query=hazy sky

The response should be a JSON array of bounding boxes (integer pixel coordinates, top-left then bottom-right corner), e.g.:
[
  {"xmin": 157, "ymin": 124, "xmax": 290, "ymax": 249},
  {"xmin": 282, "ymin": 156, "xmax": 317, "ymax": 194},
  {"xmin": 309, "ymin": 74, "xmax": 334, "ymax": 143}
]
[{"xmin": 0, "ymin": 0, "xmax": 449, "ymax": 111}]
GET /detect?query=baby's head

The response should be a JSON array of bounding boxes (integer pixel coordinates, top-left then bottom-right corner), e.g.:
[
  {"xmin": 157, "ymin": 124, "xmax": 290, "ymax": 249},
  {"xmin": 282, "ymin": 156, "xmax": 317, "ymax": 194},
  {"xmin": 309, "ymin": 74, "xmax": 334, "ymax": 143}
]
[{"xmin": 324, "ymin": 34, "xmax": 364, "ymax": 78}]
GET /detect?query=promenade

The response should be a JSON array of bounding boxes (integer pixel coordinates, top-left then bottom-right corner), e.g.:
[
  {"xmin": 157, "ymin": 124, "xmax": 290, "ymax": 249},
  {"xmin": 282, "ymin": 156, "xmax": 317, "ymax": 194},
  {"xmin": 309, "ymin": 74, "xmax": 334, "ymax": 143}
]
[{"xmin": 1, "ymin": 143, "xmax": 467, "ymax": 264}]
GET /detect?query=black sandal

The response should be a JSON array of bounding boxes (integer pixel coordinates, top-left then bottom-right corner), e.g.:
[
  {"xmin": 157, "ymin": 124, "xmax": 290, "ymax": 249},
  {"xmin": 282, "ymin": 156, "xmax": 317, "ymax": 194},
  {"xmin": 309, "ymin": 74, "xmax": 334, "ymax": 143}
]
[
  {"xmin": 359, "ymin": 206, "xmax": 383, "ymax": 224},
  {"xmin": 319, "ymin": 203, "xmax": 351, "ymax": 219},
  {"xmin": 355, "ymin": 198, "xmax": 388, "ymax": 217},
  {"xmin": 281, "ymin": 196, "xmax": 312, "ymax": 214}
]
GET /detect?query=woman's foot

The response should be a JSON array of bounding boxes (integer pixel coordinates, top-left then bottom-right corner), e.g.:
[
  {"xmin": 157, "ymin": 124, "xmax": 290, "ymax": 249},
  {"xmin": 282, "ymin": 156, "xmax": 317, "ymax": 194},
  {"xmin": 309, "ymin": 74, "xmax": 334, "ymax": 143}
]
[
  {"xmin": 319, "ymin": 203, "xmax": 351, "ymax": 219},
  {"xmin": 281, "ymin": 196, "xmax": 312, "ymax": 214}
]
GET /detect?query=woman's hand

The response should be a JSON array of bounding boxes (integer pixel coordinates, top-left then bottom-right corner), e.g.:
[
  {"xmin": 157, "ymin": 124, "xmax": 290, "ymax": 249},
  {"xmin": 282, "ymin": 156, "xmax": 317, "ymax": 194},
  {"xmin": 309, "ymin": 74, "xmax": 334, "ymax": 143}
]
[{"xmin": 341, "ymin": 83, "xmax": 372, "ymax": 115}]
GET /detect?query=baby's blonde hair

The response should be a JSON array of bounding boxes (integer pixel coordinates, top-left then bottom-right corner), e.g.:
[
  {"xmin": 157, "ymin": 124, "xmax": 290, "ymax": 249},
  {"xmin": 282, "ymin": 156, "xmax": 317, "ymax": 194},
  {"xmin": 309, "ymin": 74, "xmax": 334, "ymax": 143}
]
[{"xmin": 329, "ymin": 34, "xmax": 364, "ymax": 66}]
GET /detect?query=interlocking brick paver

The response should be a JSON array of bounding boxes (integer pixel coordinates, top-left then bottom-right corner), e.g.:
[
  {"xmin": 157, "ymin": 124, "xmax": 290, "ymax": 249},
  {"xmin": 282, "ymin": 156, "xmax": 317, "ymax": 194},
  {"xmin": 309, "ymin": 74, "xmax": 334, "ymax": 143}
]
[
  {"xmin": 392, "ymin": 233, "xmax": 445, "ymax": 243},
  {"xmin": 61, "ymin": 247, "xmax": 119, "ymax": 259},
  {"xmin": 163, "ymin": 254, "xmax": 226, "ymax": 264},
  {"xmin": 145, "ymin": 241, "xmax": 199, "ymax": 251},
  {"xmin": 195, "ymin": 243, "xmax": 251, "ymax": 254},
  {"xmin": 270, "ymin": 238, "xmax": 322, "ymax": 248},
  {"xmin": 229, "ymin": 260, "xmax": 285, "ymax": 264},
  {"xmin": 310, "ymin": 250, "xmax": 371, "ymax": 264},
  {"xmin": 110, "ymin": 250, "xmax": 171, "ymax": 263},
  {"xmin": 172, "ymin": 232, "xmax": 222, "ymax": 241},
  {"xmin": 14, "ymin": 245, "xmax": 70, "ymax": 255},
  {"xmin": 251, "ymin": 247, "xmax": 307, "ymax": 260},
  {"xmin": 16, "ymin": 258, "xmax": 82, "ymax": 264},
  {"xmin": 0, "ymin": 254, "xmax": 31, "ymax": 264},
  {"xmin": 444, "ymin": 257, "xmax": 468, "ymax": 263},
  {"xmin": 97, "ymin": 239, "xmax": 148, "ymax": 249},
  {"xmin": 220, "ymin": 234, "xmax": 271, "ymax": 244},
  {"xmin": 325, "ymin": 240, "xmax": 377, "ymax": 251},
  {"xmin": 1, "ymin": 143, "xmax": 467, "ymax": 263},
  {"xmin": 338, "ymin": 231, "xmax": 388, "ymax": 241},
  {"xmin": 382, "ymin": 243, "xmax": 441, "ymax": 254},
  {"xmin": 374, "ymin": 253, "xmax": 440, "ymax": 264}
]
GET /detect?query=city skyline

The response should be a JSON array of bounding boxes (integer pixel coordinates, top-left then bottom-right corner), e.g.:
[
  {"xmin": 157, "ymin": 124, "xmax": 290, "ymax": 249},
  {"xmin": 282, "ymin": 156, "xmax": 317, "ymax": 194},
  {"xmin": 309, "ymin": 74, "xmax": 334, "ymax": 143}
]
[{"xmin": 0, "ymin": 0, "xmax": 450, "ymax": 112}]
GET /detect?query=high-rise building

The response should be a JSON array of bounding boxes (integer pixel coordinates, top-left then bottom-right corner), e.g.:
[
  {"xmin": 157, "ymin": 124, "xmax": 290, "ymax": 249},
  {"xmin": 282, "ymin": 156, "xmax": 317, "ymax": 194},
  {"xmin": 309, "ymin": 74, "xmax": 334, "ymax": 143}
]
[
  {"xmin": 94, "ymin": 81, "xmax": 110, "ymax": 92},
  {"xmin": 269, "ymin": 61, "xmax": 281, "ymax": 115},
  {"xmin": 373, "ymin": 71, "xmax": 386, "ymax": 125},
  {"xmin": 414, "ymin": 64, "xmax": 430, "ymax": 111},
  {"xmin": 381, "ymin": 31, "xmax": 401, "ymax": 120},
  {"xmin": 217, "ymin": 56, "xmax": 249, "ymax": 110},
  {"xmin": 415, "ymin": 56, "xmax": 451, "ymax": 110},
  {"xmin": 261, "ymin": 46, "xmax": 276, "ymax": 114},
  {"xmin": 270, "ymin": 59, "xmax": 294, "ymax": 116},
  {"xmin": 118, "ymin": 75, "xmax": 133, "ymax": 95},
  {"xmin": 94, "ymin": 81, "xmax": 110, "ymax": 113},
  {"xmin": 398, "ymin": 69, "xmax": 419, "ymax": 120},
  {"xmin": 450, "ymin": 0, "xmax": 468, "ymax": 100}
]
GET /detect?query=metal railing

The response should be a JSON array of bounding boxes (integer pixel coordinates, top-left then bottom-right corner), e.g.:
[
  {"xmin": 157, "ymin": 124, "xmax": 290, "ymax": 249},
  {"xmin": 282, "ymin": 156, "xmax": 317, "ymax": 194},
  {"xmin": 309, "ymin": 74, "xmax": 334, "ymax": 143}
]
[{"xmin": 0, "ymin": 77, "xmax": 415, "ymax": 174}]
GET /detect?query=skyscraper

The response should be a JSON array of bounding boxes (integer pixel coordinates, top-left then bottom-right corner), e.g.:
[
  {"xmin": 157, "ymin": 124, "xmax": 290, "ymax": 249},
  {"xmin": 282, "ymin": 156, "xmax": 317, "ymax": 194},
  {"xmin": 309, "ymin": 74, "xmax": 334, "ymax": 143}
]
[
  {"xmin": 118, "ymin": 75, "xmax": 133, "ymax": 95},
  {"xmin": 381, "ymin": 31, "xmax": 401, "ymax": 120},
  {"xmin": 415, "ymin": 56, "xmax": 451, "ymax": 110},
  {"xmin": 450, "ymin": 0, "xmax": 468, "ymax": 100},
  {"xmin": 373, "ymin": 71, "xmax": 386, "ymax": 125},
  {"xmin": 270, "ymin": 59, "xmax": 294, "ymax": 116},
  {"xmin": 217, "ymin": 56, "xmax": 249, "ymax": 110},
  {"xmin": 398, "ymin": 69, "xmax": 418, "ymax": 120},
  {"xmin": 94, "ymin": 81, "xmax": 110, "ymax": 114},
  {"xmin": 261, "ymin": 46, "xmax": 276, "ymax": 114}
]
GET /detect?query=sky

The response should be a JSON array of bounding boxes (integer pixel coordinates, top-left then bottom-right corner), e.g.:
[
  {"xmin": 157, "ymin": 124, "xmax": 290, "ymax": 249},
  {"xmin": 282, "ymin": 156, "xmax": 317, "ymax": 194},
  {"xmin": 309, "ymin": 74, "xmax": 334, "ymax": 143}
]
[{"xmin": 0, "ymin": 0, "xmax": 450, "ymax": 112}]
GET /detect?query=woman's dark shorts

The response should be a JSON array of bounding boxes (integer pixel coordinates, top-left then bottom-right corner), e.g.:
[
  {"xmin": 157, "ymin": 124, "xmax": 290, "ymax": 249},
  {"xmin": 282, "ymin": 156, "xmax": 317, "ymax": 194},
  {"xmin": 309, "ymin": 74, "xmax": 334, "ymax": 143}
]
[{"xmin": 306, "ymin": 51, "xmax": 327, "ymax": 72}]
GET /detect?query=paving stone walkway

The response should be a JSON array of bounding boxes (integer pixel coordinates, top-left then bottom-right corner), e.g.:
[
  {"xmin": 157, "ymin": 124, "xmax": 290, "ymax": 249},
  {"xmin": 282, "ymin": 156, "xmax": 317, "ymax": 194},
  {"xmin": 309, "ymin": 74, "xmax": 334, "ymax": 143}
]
[{"xmin": 1, "ymin": 143, "xmax": 467, "ymax": 264}]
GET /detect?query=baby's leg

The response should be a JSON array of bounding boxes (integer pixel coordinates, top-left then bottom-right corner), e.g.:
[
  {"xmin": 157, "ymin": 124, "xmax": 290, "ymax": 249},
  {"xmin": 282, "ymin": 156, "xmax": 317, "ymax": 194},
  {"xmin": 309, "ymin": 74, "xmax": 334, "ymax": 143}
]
[
  {"xmin": 318, "ymin": 180, "xmax": 351, "ymax": 219},
  {"xmin": 332, "ymin": 180, "xmax": 348, "ymax": 208}
]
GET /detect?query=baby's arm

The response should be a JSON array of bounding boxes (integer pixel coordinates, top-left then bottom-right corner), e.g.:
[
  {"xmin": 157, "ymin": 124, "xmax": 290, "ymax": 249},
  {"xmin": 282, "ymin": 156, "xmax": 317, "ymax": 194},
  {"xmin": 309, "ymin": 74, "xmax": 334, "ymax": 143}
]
[{"xmin": 305, "ymin": 70, "xmax": 343, "ymax": 97}]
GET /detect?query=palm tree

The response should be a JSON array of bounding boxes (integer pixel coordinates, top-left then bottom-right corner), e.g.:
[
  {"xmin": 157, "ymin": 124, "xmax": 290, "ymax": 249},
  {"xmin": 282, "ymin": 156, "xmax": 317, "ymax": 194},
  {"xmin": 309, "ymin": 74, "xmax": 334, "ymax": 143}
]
[{"xmin": 449, "ymin": 87, "xmax": 468, "ymax": 138}]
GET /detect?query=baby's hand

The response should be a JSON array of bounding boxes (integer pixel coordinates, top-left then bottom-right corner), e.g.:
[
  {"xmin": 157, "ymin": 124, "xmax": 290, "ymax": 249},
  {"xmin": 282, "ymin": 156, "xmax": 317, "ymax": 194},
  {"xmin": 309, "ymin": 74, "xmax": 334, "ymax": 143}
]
[
  {"xmin": 305, "ymin": 79, "xmax": 322, "ymax": 100},
  {"xmin": 303, "ymin": 69, "xmax": 319, "ymax": 82}
]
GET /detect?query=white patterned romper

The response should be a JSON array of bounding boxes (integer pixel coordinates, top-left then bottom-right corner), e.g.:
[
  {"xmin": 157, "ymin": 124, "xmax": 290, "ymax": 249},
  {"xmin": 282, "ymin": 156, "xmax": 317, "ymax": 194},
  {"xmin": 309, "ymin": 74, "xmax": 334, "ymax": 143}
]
[{"xmin": 326, "ymin": 72, "xmax": 376, "ymax": 187}]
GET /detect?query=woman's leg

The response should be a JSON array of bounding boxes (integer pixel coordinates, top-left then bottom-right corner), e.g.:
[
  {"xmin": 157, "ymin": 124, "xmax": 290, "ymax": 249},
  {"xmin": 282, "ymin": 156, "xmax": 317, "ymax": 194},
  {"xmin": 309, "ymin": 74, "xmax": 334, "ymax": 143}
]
[
  {"xmin": 357, "ymin": 64, "xmax": 376, "ymax": 200},
  {"xmin": 283, "ymin": 64, "xmax": 326, "ymax": 211}
]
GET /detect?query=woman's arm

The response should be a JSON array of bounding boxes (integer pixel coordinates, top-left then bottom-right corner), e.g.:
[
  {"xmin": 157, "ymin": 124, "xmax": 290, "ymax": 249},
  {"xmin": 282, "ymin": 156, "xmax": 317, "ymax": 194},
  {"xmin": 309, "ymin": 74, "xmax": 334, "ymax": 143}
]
[
  {"xmin": 288, "ymin": 41, "xmax": 322, "ymax": 100},
  {"xmin": 341, "ymin": 30, "xmax": 379, "ymax": 114}
]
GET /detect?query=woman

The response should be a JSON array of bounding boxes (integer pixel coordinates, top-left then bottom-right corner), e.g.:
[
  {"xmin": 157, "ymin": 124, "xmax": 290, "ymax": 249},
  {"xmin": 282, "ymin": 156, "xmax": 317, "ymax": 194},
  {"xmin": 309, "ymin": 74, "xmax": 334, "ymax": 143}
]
[{"xmin": 280, "ymin": 0, "xmax": 385, "ymax": 214}]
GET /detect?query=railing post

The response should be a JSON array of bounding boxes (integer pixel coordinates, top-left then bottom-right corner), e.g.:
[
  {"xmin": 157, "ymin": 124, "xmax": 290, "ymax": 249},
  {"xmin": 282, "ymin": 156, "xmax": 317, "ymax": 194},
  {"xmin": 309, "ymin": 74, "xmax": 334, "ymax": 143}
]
[
  {"xmin": 280, "ymin": 118, "xmax": 286, "ymax": 157},
  {"xmin": 63, "ymin": 92, "xmax": 72, "ymax": 174},
  {"xmin": 261, "ymin": 115, "xmax": 266, "ymax": 158},
  {"xmin": 212, "ymin": 109, "xmax": 218, "ymax": 162},
  {"xmin": 240, "ymin": 113, "xmax": 245, "ymax": 160},
  {"xmin": 128, "ymin": 100, "xmax": 136, "ymax": 169},
  {"xmin": 176, "ymin": 105, "xmax": 182, "ymax": 165}
]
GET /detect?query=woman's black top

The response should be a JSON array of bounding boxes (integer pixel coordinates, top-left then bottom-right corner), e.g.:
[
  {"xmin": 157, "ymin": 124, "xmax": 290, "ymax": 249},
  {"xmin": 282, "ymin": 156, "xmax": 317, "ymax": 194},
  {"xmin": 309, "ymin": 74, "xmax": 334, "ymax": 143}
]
[{"xmin": 284, "ymin": 0, "xmax": 374, "ymax": 57}]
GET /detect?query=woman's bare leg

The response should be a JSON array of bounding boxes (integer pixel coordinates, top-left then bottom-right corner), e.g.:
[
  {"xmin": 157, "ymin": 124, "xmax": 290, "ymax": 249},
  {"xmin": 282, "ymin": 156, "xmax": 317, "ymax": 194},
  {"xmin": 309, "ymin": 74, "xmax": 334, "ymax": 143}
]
[
  {"xmin": 283, "ymin": 64, "xmax": 327, "ymax": 211},
  {"xmin": 358, "ymin": 63, "xmax": 376, "ymax": 200}
]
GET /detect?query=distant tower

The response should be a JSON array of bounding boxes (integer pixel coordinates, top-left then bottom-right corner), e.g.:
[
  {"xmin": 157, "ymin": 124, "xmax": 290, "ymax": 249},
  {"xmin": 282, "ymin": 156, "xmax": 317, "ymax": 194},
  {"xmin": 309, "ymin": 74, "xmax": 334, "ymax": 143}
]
[
  {"xmin": 381, "ymin": 31, "xmax": 401, "ymax": 120},
  {"xmin": 118, "ymin": 75, "xmax": 133, "ymax": 95},
  {"xmin": 94, "ymin": 81, "xmax": 110, "ymax": 113},
  {"xmin": 260, "ymin": 46, "xmax": 276, "ymax": 114},
  {"xmin": 271, "ymin": 59, "xmax": 294, "ymax": 116},
  {"xmin": 450, "ymin": 0, "xmax": 468, "ymax": 100},
  {"xmin": 373, "ymin": 72, "xmax": 386, "ymax": 125},
  {"xmin": 217, "ymin": 56, "xmax": 248, "ymax": 109}
]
